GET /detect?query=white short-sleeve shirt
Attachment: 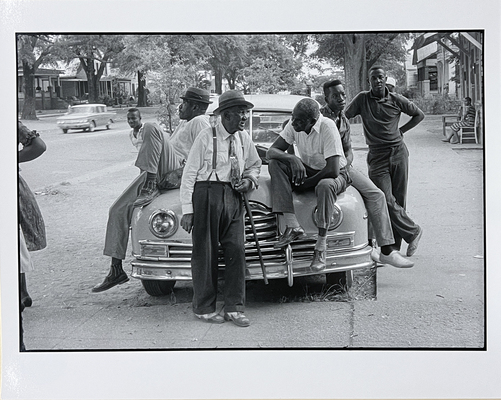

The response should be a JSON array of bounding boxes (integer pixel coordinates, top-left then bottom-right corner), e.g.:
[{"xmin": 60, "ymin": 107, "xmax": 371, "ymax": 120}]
[{"xmin": 280, "ymin": 115, "xmax": 346, "ymax": 170}]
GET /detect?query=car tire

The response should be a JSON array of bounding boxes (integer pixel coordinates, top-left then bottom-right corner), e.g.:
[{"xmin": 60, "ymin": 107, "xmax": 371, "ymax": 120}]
[
  {"xmin": 106, "ymin": 119, "xmax": 113, "ymax": 129},
  {"xmin": 325, "ymin": 270, "xmax": 353, "ymax": 292},
  {"xmin": 141, "ymin": 280, "xmax": 176, "ymax": 296},
  {"xmin": 62, "ymin": 129, "xmax": 68, "ymax": 134},
  {"xmin": 89, "ymin": 121, "xmax": 96, "ymax": 132}
]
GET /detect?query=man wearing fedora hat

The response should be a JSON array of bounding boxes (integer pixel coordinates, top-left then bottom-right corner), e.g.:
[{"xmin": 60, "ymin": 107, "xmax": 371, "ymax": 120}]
[
  {"xmin": 93, "ymin": 87, "xmax": 211, "ymax": 293},
  {"xmin": 180, "ymin": 90, "xmax": 261, "ymax": 327}
]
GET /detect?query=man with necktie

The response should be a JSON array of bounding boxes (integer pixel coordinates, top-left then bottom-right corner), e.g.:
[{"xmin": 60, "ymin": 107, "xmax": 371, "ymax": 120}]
[{"xmin": 180, "ymin": 90, "xmax": 261, "ymax": 327}]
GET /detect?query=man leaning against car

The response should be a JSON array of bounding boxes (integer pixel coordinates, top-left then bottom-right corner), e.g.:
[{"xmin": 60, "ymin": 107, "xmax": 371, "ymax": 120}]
[
  {"xmin": 344, "ymin": 66, "xmax": 424, "ymax": 258},
  {"xmin": 266, "ymin": 98, "xmax": 350, "ymax": 272},
  {"xmin": 180, "ymin": 90, "xmax": 261, "ymax": 327},
  {"xmin": 92, "ymin": 87, "xmax": 212, "ymax": 293},
  {"xmin": 321, "ymin": 79, "xmax": 413, "ymax": 268}
]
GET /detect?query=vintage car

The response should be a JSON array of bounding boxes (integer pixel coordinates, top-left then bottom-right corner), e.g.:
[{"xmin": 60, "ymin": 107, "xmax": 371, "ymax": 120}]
[
  {"xmin": 130, "ymin": 94, "xmax": 374, "ymax": 296},
  {"xmin": 56, "ymin": 104, "xmax": 116, "ymax": 133}
]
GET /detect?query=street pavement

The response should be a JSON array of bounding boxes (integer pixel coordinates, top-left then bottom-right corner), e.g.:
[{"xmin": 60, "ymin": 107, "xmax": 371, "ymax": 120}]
[{"xmin": 19, "ymin": 111, "xmax": 484, "ymax": 350}]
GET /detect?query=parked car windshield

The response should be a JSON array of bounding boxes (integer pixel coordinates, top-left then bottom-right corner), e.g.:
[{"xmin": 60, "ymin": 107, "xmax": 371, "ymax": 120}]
[{"xmin": 249, "ymin": 111, "xmax": 290, "ymax": 144}]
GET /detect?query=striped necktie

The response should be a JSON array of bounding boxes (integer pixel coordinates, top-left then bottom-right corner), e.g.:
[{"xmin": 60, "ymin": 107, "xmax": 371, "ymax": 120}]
[{"xmin": 229, "ymin": 134, "xmax": 241, "ymax": 188}]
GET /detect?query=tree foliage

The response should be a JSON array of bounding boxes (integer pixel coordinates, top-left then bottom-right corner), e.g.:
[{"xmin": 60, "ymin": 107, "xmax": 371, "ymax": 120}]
[
  {"xmin": 311, "ymin": 33, "xmax": 411, "ymax": 100},
  {"xmin": 17, "ymin": 33, "xmax": 412, "ymax": 118},
  {"xmin": 55, "ymin": 35, "xmax": 125, "ymax": 103},
  {"xmin": 115, "ymin": 35, "xmax": 210, "ymax": 132},
  {"xmin": 241, "ymin": 35, "xmax": 302, "ymax": 94}
]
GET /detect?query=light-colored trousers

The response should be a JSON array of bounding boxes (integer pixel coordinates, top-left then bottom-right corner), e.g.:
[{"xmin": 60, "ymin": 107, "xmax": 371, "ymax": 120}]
[{"xmin": 348, "ymin": 166, "xmax": 394, "ymax": 247}]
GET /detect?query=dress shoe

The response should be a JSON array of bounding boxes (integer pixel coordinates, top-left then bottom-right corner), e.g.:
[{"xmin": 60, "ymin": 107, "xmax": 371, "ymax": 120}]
[
  {"xmin": 274, "ymin": 226, "xmax": 305, "ymax": 248},
  {"xmin": 133, "ymin": 180, "xmax": 160, "ymax": 207},
  {"xmin": 309, "ymin": 249, "xmax": 326, "ymax": 271},
  {"xmin": 21, "ymin": 295, "xmax": 32, "ymax": 307},
  {"xmin": 92, "ymin": 270, "xmax": 129, "ymax": 292},
  {"xmin": 195, "ymin": 312, "xmax": 224, "ymax": 324},
  {"xmin": 380, "ymin": 250, "xmax": 414, "ymax": 268},
  {"xmin": 224, "ymin": 312, "xmax": 250, "ymax": 327},
  {"xmin": 406, "ymin": 226, "xmax": 423, "ymax": 257}
]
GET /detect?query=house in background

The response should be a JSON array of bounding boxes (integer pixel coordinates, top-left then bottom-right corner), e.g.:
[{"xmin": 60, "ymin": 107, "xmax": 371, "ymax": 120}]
[
  {"xmin": 17, "ymin": 66, "xmax": 67, "ymax": 110},
  {"xmin": 412, "ymin": 31, "xmax": 483, "ymax": 144},
  {"xmin": 412, "ymin": 33, "xmax": 457, "ymax": 98},
  {"xmin": 412, "ymin": 31, "xmax": 483, "ymax": 103},
  {"xmin": 59, "ymin": 61, "xmax": 134, "ymax": 106},
  {"xmin": 18, "ymin": 59, "xmax": 134, "ymax": 110}
]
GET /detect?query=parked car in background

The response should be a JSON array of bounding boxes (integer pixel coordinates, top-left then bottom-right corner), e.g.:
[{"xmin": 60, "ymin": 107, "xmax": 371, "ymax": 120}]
[
  {"xmin": 129, "ymin": 94, "xmax": 373, "ymax": 296},
  {"xmin": 66, "ymin": 95, "xmax": 89, "ymax": 106},
  {"xmin": 56, "ymin": 104, "xmax": 116, "ymax": 133}
]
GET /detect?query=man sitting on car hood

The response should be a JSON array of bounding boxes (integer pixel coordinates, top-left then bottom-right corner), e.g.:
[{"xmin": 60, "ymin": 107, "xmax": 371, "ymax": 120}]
[
  {"xmin": 267, "ymin": 98, "xmax": 350, "ymax": 272},
  {"xmin": 92, "ymin": 87, "xmax": 212, "ymax": 293}
]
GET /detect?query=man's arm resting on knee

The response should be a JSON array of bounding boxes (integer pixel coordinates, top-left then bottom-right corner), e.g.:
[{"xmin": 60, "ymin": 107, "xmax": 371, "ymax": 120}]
[
  {"xmin": 267, "ymin": 136, "xmax": 306, "ymax": 186},
  {"xmin": 296, "ymin": 155, "xmax": 340, "ymax": 192}
]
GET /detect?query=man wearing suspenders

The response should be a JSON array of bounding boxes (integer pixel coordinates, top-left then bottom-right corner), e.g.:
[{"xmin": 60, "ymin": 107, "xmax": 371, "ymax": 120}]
[{"xmin": 180, "ymin": 90, "xmax": 261, "ymax": 327}]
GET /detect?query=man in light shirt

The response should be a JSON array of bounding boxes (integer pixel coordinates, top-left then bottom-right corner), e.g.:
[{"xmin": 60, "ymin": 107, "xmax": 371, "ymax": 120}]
[
  {"xmin": 180, "ymin": 90, "xmax": 261, "ymax": 327},
  {"xmin": 93, "ymin": 87, "xmax": 211, "ymax": 293},
  {"xmin": 267, "ymin": 98, "xmax": 350, "ymax": 272}
]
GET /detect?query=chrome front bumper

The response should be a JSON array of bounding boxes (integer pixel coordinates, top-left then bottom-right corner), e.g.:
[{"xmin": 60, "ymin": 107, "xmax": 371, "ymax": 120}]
[{"xmin": 130, "ymin": 237, "xmax": 373, "ymax": 286}]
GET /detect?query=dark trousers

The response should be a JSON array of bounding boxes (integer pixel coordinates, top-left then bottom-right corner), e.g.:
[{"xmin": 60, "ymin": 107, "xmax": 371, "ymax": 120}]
[
  {"xmin": 367, "ymin": 142, "xmax": 419, "ymax": 250},
  {"xmin": 191, "ymin": 181, "xmax": 246, "ymax": 315}
]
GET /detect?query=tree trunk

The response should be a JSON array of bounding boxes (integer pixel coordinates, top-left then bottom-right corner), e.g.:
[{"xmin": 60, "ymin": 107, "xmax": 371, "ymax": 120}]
[
  {"xmin": 81, "ymin": 57, "xmax": 104, "ymax": 104},
  {"xmin": 342, "ymin": 34, "xmax": 367, "ymax": 102},
  {"xmin": 214, "ymin": 67, "xmax": 223, "ymax": 94},
  {"xmin": 21, "ymin": 61, "xmax": 38, "ymax": 120},
  {"xmin": 137, "ymin": 70, "xmax": 147, "ymax": 107}
]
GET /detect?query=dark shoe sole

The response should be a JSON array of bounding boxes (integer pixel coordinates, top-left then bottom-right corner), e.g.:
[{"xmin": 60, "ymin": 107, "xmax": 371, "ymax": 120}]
[{"xmin": 92, "ymin": 275, "xmax": 129, "ymax": 293}]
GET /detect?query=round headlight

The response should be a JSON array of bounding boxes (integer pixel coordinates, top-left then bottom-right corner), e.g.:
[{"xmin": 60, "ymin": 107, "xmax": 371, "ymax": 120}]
[
  {"xmin": 149, "ymin": 209, "xmax": 178, "ymax": 238},
  {"xmin": 312, "ymin": 204, "xmax": 343, "ymax": 231}
]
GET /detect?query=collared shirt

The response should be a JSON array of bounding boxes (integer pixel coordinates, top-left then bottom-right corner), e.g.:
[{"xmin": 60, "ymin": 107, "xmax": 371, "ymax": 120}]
[
  {"xmin": 180, "ymin": 120, "xmax": 262, "ymax": 214},
  {"xmin": 320, "ymin": 105, "xmax": 351, "ymax": 154},
  {"xmin": 169, "ymin": 115, "xmax": 210, "ymax": 160},
  {"xmin": 129, "ymin": 124, "xmax": 145, "ymax": 150},
  {"xmin": 280, "ymin": 115, "xmax": 346, "ymax": 171},
  {"xmin": 345, "ymin": 88, "xmax": 422, "ymax": 148}
]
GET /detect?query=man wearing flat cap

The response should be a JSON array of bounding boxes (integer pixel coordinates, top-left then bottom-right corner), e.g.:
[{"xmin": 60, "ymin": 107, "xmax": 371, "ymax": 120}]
[
  {"xmin": 93, "ymin": 87, "xmax": 212, "ymax": 293},
  {"xmin": 180, "ymin": 90, "xmax": 261, "ymax": 327}
]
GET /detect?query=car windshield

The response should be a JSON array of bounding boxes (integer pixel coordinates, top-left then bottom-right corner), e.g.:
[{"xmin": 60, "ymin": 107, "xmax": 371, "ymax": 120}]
[
  {"xmin": 247, "ymin": 112, "xmax": 291, "ymax": 144},
  {"xmin": 69, "ymin": 106, "xmax": 94, "ymax": 114}
]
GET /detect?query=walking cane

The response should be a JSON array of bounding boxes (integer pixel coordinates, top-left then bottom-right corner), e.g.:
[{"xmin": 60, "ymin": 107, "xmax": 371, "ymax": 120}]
[{"xmin": 242, "ymin": 192, "xmax": 269, "ymax": 285}]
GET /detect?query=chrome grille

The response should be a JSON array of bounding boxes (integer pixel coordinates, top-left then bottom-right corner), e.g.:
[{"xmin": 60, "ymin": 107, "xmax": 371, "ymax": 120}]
[
  {"xmin": 138, "ymin": 201, "xmax": 353, "ymax": 264},
  {"xmin": 242, "ymin": 202, "xmax": 285, "ymax": 264}
]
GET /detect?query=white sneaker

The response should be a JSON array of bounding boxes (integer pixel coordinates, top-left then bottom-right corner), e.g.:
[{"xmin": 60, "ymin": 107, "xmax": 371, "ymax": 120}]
[{"xmin": 380, "ymin": 250, "xmax": 414, "ymax": 268}]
